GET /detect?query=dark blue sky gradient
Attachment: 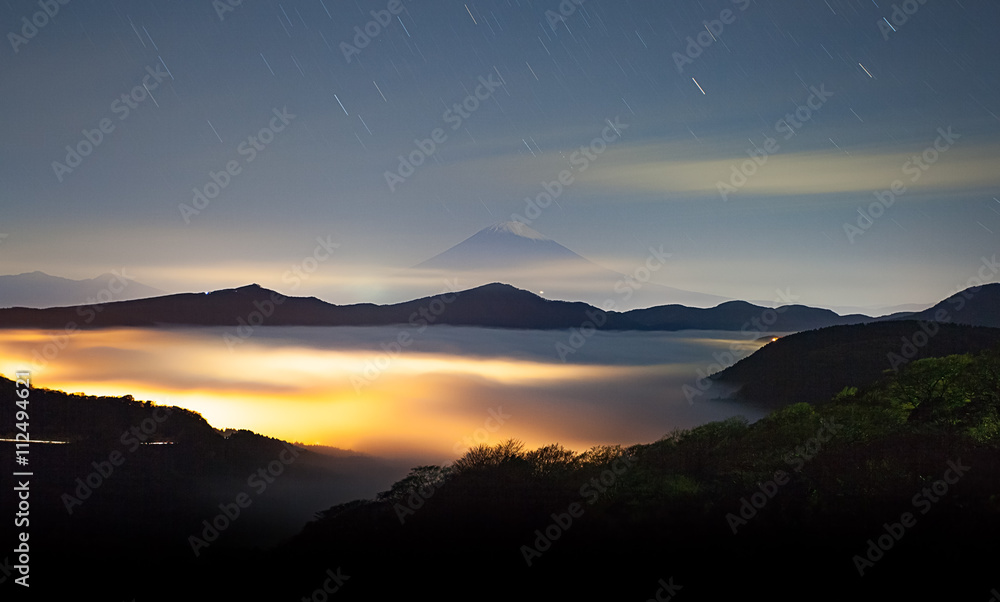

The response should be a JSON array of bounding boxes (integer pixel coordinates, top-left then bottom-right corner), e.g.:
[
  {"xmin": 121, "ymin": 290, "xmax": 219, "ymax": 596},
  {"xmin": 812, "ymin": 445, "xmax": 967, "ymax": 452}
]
[{"xmin": 1, "ymin": 0, "xmax": 998, "ymax": 308}]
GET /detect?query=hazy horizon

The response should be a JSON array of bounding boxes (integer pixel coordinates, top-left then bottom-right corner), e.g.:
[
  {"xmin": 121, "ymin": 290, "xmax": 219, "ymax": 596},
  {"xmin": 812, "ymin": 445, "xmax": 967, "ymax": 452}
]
[
  {"xmin": 0, "ymin": 326, "xmax": 767, "ymax": 462},
  {"xmin": 2, "ymin": 1, "xmax": 998, "ymax": 311},
  {"xmin": 0, "ymin": 260, "xmax": 948, "ymax": 316}
]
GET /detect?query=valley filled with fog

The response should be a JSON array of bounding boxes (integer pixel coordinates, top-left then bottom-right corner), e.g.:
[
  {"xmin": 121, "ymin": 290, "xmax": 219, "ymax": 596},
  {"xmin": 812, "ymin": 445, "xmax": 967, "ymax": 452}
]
[{"xmin": 0, "ymin": 325, "xmax": 767, "ymax": 469}]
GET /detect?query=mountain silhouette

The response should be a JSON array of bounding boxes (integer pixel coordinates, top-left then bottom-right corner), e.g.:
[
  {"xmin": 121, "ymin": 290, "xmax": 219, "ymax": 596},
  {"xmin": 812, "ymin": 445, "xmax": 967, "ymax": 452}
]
[
  {"xmin": 2, "ymin": 281, "xmax": 998, "ymax": 333},
  {"xmin": 884, "ymin": 282, "xmax": 1000, "ymax": 328},
  {"xmin": 626, "ymin": 300, "xmax": 870, "ymax": 331},
  {"xmin": 0, "ymin": 270, "xmax": 164, "ymax": 308},
  {"xmin": 411, "ymin": 221, "xmax": 730, "ymax": 309},
  {"xmin": 713, "ymin": 320, "xmax": 1000, "ymax": 407},
  {"xmin": 0, "ymin": 282, "xmax": 633, "ymax": 330},
  {"xmin": 414, "ymin": 222, "xmax": 591, "ymax": 271}
]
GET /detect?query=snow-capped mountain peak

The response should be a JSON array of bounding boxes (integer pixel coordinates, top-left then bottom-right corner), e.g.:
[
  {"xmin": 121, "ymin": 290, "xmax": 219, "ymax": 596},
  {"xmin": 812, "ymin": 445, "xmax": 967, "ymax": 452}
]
[
  {"xmin": 410, "ymin": 221, "xmax": 731, "ymax": 309},
  {"xmin": 482, "ymin": 221, "xmax": 550, "ymax": 241}
]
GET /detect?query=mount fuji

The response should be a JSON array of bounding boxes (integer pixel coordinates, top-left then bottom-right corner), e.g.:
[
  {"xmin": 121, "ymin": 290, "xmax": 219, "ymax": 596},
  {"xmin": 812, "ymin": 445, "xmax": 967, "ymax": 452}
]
[
  {"xmin": 414, "ymin": 222, "xmax": 596, "ymax": 271},
  {"xmin": 412, "ymin": 222, "xmax": 729, "ymax": 309}
]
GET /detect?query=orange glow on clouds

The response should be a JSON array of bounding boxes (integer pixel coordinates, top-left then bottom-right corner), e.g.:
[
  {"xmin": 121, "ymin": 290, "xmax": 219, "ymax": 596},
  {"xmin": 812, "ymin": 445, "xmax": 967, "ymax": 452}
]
[{"xmin": 0, "ymin": 328, "xmax": 721, "ymax": 461}]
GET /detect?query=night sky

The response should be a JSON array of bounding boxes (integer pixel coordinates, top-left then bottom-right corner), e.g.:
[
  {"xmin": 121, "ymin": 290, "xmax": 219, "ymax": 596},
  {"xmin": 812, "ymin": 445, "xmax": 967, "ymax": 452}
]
[{"xmin": 2, "ymin": 0, "xmax": 998, "ymax": 309}]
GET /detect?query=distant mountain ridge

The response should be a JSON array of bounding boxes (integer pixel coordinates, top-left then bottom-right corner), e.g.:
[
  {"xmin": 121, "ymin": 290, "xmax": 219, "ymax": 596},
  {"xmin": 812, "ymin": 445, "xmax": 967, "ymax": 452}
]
[
  {"xmin": 626, "ymin": 300, "xmax": 870, "ymax": 331},
  {"xmin": 0, "ymin": 270, "xmax": 164, "ymax": 308},
  {"xmin": 0, "ymin": 283, "xmax": 635, "ymax": 330},
  {"xmin": 0, "ymin": 281, "xmax": 997, "ymax": 333}
]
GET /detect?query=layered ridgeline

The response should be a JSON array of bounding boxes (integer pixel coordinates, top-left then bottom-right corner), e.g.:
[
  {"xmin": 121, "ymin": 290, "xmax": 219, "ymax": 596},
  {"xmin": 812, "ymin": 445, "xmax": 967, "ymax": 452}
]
[
  {"xmin": 1, "ymin": 281, "xmax": 998, "ymax": 333},
  {"xmin": 4, "ymin": 327, "xmax": 999, "ymax": 599},
  {"xmin": 411, "ymin": 221, "xmax": 731, "ymax": 309},
  {"xmin": 0, "ymin": 374, "xmax": 411, "ymax": 595},
  {"xmin": 709, "ymin": 283, "xmax": 1000, "ymax": 406}
]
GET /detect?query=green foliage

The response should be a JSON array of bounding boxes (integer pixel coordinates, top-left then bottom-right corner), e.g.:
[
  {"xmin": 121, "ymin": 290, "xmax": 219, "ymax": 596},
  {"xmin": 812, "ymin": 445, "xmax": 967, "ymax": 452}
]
[
  {"xmin": 677, "ymin": 415, "xmax": 749, "ymax": 448},
  {"xmin": 578, "ymin": 444, "xmax": 630, "ymax": 466},
  {"xmin": 288, "ymin": 346, "xmax": 1000, "ymax": 602},
  {"xmin": 966, "ymin": 408, "xmax": 1000, "ymax": 443},
  {"xmin": 343, "ymin": 348, "xmax": 1000, "ymax": 547},
  {"xmin": 878, "ymin": 352, "xmax": 1000, "ymax": 441},
  {"xmin": 833, "ymin": 386, "xmax": 858, "ymax": 402}
]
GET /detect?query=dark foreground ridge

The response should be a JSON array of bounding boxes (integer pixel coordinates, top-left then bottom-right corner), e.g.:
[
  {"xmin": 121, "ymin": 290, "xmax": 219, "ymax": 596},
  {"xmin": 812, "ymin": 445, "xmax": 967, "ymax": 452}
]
[
  {"xmin": 714, "ymin": 321, "xmax": 1000, "ymax": 407},
  {"xmin": 2, "ymin": 332, "xmax": 1000, "ymax": 599}
]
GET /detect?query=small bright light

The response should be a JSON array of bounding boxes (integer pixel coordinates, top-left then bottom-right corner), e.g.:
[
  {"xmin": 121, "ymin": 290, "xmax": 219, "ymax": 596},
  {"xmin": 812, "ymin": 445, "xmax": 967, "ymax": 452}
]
[{"xmin": 772, "ymin": 337, "xmax": 779, "ymax": 342}]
